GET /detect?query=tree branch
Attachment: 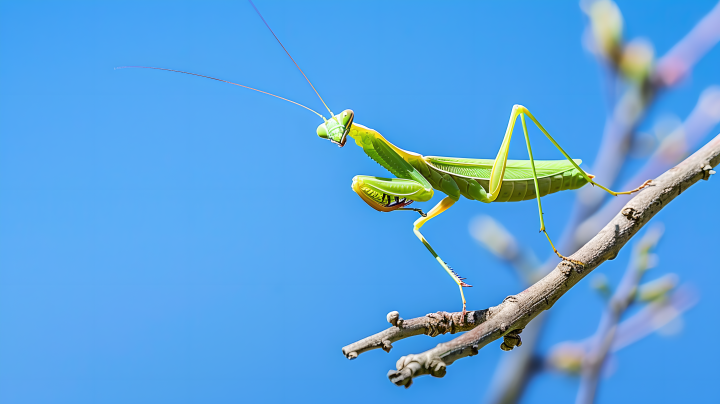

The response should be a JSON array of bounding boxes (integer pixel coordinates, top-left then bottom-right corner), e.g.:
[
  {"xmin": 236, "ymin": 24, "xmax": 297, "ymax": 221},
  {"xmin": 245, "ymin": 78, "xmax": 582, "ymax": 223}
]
[
  {"xmin": 341, "ymin": 310, "xmax": 488, "ymax": 359},
  {"xmin": 343, "ymin": 134, "xmax": 720, "ymax": 388}
]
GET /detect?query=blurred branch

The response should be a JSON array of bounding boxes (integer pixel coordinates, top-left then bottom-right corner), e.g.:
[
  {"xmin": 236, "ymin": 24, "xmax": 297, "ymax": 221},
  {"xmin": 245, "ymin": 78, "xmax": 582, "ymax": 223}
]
[
  {"xmin": 546, "ymin": 282, "xmax": 698, "ymax": 376},
  {"xmin": 610, "ymin": 283, "xmax": 697, "ymax": 349},
  {"xmin": 562, "ymin": 0, "xmax": 720, "ymax": 253},
  {"xmin": 370, "ymin": 134, "xmax": 720, "ymax": 387},
  {"xmin": 485, "ymin": 2, "xmax": 720, "ymax": 400},
  {"xmin": 654, "ymin": 1, "xmax": 720, "ymax": 87},
  {"xmin": 575, "ymin": 225, "xmax": 664, "ymax": 404},
  {"xmin": 469, "ymin": 216, "xmax": 541, "ymax": 285},
  {"xmin": 576, "ymin": 86, "xmax": 720, "ymax": 243},
  {"xmin": 482, "ymin": 313, "xmax": 547, "ymax": 404}
]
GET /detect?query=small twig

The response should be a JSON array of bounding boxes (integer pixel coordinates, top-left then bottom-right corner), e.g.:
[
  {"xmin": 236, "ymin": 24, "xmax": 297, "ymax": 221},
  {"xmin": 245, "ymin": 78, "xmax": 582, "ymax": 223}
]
[
  {"xmin": 342, "ymin": 310, "xmax": 488, "ymax": 359},
  {"xmin": 354, "ymin": 134, "xmax": 720, "ymax": 387}
]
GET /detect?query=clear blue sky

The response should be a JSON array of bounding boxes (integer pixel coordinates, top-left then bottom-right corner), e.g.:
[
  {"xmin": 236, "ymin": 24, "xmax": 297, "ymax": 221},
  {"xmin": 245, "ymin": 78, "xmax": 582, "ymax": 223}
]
[{"xmin": 1, "ymin": 1, "xmax": 718, "ymax": 403}]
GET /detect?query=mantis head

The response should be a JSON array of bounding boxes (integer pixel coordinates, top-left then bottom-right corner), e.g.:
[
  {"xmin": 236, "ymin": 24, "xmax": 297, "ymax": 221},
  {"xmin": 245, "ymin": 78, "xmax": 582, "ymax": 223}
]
[{"xmin": 316, "ymin": 109, "xmax": 354, "ymax": 147}]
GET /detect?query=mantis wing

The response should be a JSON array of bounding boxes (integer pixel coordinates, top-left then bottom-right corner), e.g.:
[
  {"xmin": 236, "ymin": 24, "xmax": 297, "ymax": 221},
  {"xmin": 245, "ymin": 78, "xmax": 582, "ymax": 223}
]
[{"xmin": 424, "ymin": 157, "xmax": 583, "ymax": 180}]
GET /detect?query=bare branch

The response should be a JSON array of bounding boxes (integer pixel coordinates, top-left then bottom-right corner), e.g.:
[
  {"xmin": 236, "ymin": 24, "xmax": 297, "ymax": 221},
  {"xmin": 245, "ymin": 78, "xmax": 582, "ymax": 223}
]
[
  {"xmin": 342, "ymin": 310, "xmax": 488, "ymax": 359},
  {"xmin": 367, "ymin": 134, "xmax": 720, "ymax": 387}
]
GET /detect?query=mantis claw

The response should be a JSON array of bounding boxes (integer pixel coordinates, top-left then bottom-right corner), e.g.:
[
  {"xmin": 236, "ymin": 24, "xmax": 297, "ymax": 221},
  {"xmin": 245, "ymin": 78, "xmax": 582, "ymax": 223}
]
[
  {"xmin": 397, "ymin": 207, "xmax": 427, "ymax": 217},
  {"xmin": 558, "ymin": 254, "xmax": 585, "ymax": 267},
  {"xmin": 445, "ymin": 261, "xmax": 473, "ymax": 287}
]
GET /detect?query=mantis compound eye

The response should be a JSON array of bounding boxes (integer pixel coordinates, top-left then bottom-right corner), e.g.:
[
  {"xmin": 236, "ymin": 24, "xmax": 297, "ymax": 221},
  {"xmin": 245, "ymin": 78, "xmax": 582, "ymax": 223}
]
[
  {"xmin": 340, "ymin": 109, "xmax": 354, "ymax": 128},
  {"xmin": 316, "ymin": 123, "xmax": 329, "ymax": 139}
]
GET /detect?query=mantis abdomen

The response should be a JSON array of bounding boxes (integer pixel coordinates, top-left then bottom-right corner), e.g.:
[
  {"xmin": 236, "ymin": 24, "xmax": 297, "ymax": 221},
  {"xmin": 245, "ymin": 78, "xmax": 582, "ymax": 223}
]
[
  {"xmin": 475, "ymin": 168, "xmax": 588, "ymax": 202},
  {"xmin": 409, "ymin": 156, "xmax": 589, "ymax": 203}
]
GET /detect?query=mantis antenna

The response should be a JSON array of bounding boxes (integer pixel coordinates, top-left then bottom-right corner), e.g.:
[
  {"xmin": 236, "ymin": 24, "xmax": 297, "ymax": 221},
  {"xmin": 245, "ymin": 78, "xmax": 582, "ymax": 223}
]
[
  {"xmin": 114, "ymin": 66, "xmax": 327, "ymax": 120},
  {"xmin": 248, "ymin": 0, "xmax": 335, "ymax": 118}
]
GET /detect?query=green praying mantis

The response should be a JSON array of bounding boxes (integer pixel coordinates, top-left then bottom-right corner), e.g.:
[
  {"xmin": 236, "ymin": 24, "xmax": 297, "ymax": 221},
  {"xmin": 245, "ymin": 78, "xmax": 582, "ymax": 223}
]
[{"xmin": 120, "ymin": 1, "xmax": 651, "ymax": 318}]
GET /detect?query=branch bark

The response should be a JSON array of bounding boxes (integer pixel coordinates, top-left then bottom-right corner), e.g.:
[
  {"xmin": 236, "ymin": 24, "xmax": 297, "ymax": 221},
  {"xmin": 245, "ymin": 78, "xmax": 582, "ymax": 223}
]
[
  {"xmin": 342, "ymin": 310, "xmax": 488, "ymax": 359},
  {"xmin": 342, "ymin": 134, "xmax": 720, "ymax": 388}
]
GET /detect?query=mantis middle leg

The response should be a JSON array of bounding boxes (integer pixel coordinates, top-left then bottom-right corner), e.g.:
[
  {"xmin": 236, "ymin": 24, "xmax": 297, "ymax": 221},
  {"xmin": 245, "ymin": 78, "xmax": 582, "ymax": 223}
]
[
  {"xmin": 412, "ymin": 196, "xmax": 472, "ymax": 315},
  {"xmin": 488, "ymin": 105, "xmax": 652, "ymax": 262}
]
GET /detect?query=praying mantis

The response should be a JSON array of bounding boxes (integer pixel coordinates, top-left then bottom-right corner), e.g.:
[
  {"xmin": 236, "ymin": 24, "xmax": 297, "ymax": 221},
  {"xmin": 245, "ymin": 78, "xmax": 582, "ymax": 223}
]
[{"xmin": 120, "ymin": 1, "xmax": 651, "ymax": 318}]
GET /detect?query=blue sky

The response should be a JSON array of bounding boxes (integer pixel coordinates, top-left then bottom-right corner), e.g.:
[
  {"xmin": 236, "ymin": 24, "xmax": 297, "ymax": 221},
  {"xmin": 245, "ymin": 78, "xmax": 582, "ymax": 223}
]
[{"xmin": 1, "ymin": 1, "xmax": 719, "ymax": 403}]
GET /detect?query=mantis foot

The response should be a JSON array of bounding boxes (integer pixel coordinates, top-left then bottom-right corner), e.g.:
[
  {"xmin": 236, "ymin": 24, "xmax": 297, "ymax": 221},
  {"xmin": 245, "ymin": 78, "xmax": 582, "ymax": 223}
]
[
  {"xmin": 626, "ymin": 179, "xmax": 654, "ymax": 194},
  {"xmin": 444, "ymin": 262, "xmax": 472, "ymax": 324},
  {"xmin": 557, "ymin": 253, "xmax": 585, "ymax": 267},
  {"xmin": 397, "ymin": 207, "xmax": 427, "ymax": 217}
]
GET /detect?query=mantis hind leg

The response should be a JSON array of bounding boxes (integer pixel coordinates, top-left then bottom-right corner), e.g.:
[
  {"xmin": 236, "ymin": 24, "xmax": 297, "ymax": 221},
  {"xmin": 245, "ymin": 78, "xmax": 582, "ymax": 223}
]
[
  {"xmin": 491, "ymin": 105, "xmax": 651, "ymax": 263},
  {"xmin": 517, "ymin": 113, "xmax": 584, "ymax": 265},
  {"xmin": 412, "ymin": 196, "xmax": 471, "ymax": 316},
  {"xmin": 515, "ymin": 105, "xmax": 652, "ymax": 196}
]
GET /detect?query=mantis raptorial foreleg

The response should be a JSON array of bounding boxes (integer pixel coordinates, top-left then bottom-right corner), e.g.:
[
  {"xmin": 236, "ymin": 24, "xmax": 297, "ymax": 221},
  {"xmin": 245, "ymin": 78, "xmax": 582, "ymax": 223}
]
[
  {"xmin": 488, "ymin": 105, "xmax": 652, "ymax": 262},
  {"xmin": 412, "ymin": 196, "xmax": 472, "ymax": 315}
]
